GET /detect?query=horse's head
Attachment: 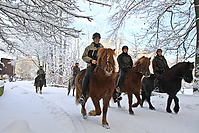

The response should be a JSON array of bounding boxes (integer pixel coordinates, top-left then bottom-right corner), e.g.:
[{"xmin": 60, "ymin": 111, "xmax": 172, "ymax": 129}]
[
  {"xmin": 134, "ymin": 56, "xmax": 151, "ymax": 77},
  {"xmin": 183, "ymin": 62, "xmax": 194, "ymax": 83},
  {"xmin": 97, "ymin": 48, "xmax": 115, "ymax": 76}
]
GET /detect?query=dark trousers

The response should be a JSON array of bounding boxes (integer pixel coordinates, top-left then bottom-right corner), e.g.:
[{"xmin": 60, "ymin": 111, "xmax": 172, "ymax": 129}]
[
  {"xmin": 154, "ymin": 72, "xmax": 162, "ymax": 88},
  {"xmin": 81, "ymin": 65, "xmax": 96, "ymax": 97},
  {"xmin": 115, "ymin": 69, "xmax": 128, "ymax": 89}
]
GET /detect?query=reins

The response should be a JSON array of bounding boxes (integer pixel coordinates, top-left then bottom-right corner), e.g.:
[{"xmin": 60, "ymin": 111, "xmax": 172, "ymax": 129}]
[{"xmin": 96, "ymin": 60, "xmax": 114, "ymax": 70}]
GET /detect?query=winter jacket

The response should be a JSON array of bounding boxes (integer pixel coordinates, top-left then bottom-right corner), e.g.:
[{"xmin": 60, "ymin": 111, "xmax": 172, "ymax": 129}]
[
  {"xmin": 152, "ymin": 55, "xmax": 169, "ymax": 74},
  {"xmin": 73, "ymin": 66, "xmax": 80, "ymax": 76},
  {"xmin": 82, "ymin": 42, "xmax": 104, "ymax": 67},
  {"xmin": 117, "ymin": 52, "xmax": 133, "ymax": 71},
  {"xmin": 37, "ymin": 69, "xmax": 45, "ymax": 76}
]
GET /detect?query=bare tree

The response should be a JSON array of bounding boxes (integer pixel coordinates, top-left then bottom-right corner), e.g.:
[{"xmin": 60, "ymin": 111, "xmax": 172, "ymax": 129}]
[
  {"xmin": 107, "ymin": 0, "xmax": 195, "ymax": 60},
  {"xmin": 0, "ymin": 0, "xmax": 94, "ymax": 55}
]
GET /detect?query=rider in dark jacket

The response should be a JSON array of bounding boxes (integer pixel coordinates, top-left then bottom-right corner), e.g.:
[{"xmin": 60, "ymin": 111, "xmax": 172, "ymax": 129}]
[
  {"xmin": 113, "ymin": 46, "xmax": 133, "ymax": 103},
  {"xmin": 35, "ymin": 66, "xmax": 47, "ymax": 87},
  {"xmin": 78, "ymin": 32, "xmax": 104, "ymax": 105},
  {"xmin": 72, "ymin": 63, "xmax": 80, "ymax": 85},
  {"xmin": 152, "ymin": 49, "xmax": 169, "ymax": 90}
]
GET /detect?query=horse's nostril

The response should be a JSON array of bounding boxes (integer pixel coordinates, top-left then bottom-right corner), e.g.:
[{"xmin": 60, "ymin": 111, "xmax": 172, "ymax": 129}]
[
  {"xmin": 110, "ymin": 68, "xmax": 113, "ymax": 71},
  {"xmin": 106, "ymin": 68, "xmax": 108, "ymax": 71}
]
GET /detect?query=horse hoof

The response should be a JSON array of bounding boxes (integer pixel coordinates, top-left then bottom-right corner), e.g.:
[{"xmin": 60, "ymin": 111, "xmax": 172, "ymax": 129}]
[
  {"xmin": 174, "ymin": 106, "xmax": 179, "ymax": 114},
  {"xmin": 129, "ymin": 111, "xmax": 135, "ymax": 115},
  {"xmin": 103, "ymin": 124, "xmax": 110, "ymax": 129},
  {"xmin": 83, "ymin": 115, "xmax": 87, "ymax": 119},
  {"xmin": 166, "ymin": 109, "xmax": 172, "ymax": 113},
  {"xmin": 149, "ymin": 106, "xmax": 156, "ymax": 110},
  {"xmin": 89, "ymin": 110, "xmax": 96, "ymax": 116}
]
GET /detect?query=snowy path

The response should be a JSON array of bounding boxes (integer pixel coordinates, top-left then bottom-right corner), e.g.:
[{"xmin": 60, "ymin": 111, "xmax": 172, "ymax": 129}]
[{"xmin": 0, "ymin": 81, "xmax": 199, "ymax": 133}]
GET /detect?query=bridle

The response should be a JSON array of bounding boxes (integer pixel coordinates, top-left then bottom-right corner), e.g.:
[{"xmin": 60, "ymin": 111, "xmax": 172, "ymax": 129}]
[{"xmin": 97, "ymin": 54, "xmax": 114, "ymax": 70}]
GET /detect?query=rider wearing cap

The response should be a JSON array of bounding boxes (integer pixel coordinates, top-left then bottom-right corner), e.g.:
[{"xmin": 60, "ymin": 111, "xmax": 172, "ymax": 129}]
[
  {"xmin": 152, "ymin": 49, "xmax": 169, "ymax": 90},
  {"xmin": 35, "ymin": 66, "xmax": 47, "ymax": 87},
  {"xmin": 112, "ymin": 45, "xmax": 133, "ymax": 103},
  {"xmin": 78, "ymin": 32, "xmax": 104, "ymax": 105}
]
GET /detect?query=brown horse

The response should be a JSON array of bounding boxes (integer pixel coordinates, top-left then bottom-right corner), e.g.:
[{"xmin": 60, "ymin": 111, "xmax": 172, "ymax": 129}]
[
  {"xmin": 116, "ymin": 56, "xmax": 151, "ymax": 114},
  {"xmin": 75, "ymin": 48, "xmax": 116, "ymax": 129}
]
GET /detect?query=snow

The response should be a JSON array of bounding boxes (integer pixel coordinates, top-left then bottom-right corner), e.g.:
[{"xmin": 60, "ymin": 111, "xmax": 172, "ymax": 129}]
[{"xmin": 0, "ymin": 81, "xmax": 199, "ymax": 133}]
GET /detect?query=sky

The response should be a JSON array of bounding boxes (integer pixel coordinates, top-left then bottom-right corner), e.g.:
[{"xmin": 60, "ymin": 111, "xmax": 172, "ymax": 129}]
[{"xmin": 0, "ymin": 81, "xmax": 198, "ymax": 133}]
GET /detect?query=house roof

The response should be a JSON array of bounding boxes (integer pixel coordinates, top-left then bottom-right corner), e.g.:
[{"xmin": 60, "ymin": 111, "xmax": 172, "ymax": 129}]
[{"xmin": 0, "ymin": 51, "xmax": 15, "ymax": 60}]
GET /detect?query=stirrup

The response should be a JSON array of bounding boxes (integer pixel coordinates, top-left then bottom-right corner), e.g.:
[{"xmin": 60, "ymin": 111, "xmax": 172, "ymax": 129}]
[{"xmin": 78, "ymin": 95, "xmax": 85, "ymax": 105}]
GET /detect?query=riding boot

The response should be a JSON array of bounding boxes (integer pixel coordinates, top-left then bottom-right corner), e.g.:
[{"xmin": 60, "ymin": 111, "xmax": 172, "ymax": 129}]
[
  {"xmin": 154, "ymin": 78, "xmax": 159, "ymax": 92},
  {"xmin": 78, "ymin": 76, "xmax": 88, "ymax": 105},
  {"xmin": 113, "ymin": 73, "xmax": 123, "ymax": 103}
]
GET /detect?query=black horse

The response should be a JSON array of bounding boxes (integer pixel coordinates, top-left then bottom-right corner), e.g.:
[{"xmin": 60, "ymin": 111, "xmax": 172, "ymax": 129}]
[
  {"xmin": 140, "ymin": 62, "xmax": 194, "ymax": 113},
  {"xmin": 35, "ymin": 74, "xmax": 45, "ymax": 94}
]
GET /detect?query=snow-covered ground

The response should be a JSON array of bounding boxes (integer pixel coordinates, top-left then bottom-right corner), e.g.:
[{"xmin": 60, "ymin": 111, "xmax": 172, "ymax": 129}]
[{"xmin": 0, "ymin": 81, "xmax": 199, "ymax": 133}]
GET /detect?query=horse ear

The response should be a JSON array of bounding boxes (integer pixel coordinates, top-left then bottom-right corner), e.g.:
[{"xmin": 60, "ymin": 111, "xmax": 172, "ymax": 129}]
[{"xmin": 188, "ymin": 62, "xmax": 194, "ymax": 70}]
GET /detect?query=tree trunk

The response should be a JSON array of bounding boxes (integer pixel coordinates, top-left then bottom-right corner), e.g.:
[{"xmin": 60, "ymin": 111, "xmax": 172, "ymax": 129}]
[{"xmin": 194, "ymin": 0, "xmax": 199, "ymax": 90}]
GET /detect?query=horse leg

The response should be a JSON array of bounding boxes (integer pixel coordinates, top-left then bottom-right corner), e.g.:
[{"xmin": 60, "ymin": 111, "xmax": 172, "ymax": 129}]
[
  {"xmin": 117, "ymin": 101, "xmax": 122, "ymax": 108},
  {"xmin": 132, "ymin": 92, "xmax": 142, "ymax": 108},
  {"xmin": 140, "ymin": 89, "xmax": 146, "ymax": 108},
  {"xmin": 89, "ymin": 97, "xmax": 101, "ymax": 116},
  {"xmin": 102, "ymin": 97, "xmax": 111, "ymax": 129},
  {"xmin": 81, "ymin": 98, "xmax": 88, "ymax": 119},
  {"xmin": 40, "ymin": 86, "xmax": 42, "ymax": 94},
  {"xmin": 35, "ymin": 86, "xmax": 38, "ymax": 93},
  {"xmin": 127, "ymin": 93, "xmax": 134, "ymax": 115},
  {"xmin": 73, "ymin": 86, "xmax": 75, "ymax": 96},
  {"xmin": 117, "ymin": 93, "xmax": 122, "ymax": 108},
  {"xmin": 166, "ymin": 95, "xmax": 173, "ymax": 113},
  {"xmin": 173, "ymin": 95, "xmax": 180, "ymax": 114},
  {"xmin": 146, "ymin": 94, "xmax": 155, "ymax": 110},
  {"xmin": 67, "ymin": 82, "xmax": 71, "ymax": 95}
]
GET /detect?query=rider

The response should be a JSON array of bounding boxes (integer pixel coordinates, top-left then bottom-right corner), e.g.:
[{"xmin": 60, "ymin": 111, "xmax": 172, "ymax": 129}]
[
  {"xmin": 72, "ymin": 62, "xmax": 80, "ymax": 86},
  {"xmin": 78, "ymin": 32, "xmax": 104, "ymax": 105},
  {"xmin": 35, "ymin": 66, "xmax": 47, "ymax": 87},
  {"xmin": 152, "ymin": 49, "xmax": 169, "ymax": 90},
  {"xmin": 112, "ymin": 45, "xmax": 133, "ymax": 103}
]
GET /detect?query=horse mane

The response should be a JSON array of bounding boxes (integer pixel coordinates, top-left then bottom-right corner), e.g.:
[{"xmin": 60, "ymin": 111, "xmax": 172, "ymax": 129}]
[
  {"xmin": 163, "ymin": 62, "xmax": 189, "ymax": 80},
  {"xmin": 134, "ymin": 56, "xmax": 145, "ymax": 66},
  {"xmin": 97, "ymin": 48, "xmax": 116, "ymax": 65}
]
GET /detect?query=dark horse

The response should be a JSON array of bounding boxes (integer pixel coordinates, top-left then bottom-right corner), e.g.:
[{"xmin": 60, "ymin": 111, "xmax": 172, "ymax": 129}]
[
  {"xmin": 67, "ymin": 77, "xmax": 75, "ymax": 96},
  {"xmin": 115, "ymin": 56, "xmax": 151, "ymax": 115},
  {"xmin": 140, "ymin": 62, "xmax": 194, "ymax": 113},
  {"xmin": 75, "ymin": 48, "xmax": 116, "ymax": 129},
  {"xmin": 35, "ymin": 74, "xmax": 45, "ymax": 94}
]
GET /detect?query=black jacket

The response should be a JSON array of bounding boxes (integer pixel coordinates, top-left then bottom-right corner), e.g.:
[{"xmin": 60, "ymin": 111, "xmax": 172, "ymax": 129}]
[
  {"xmin": 152, "ymin": 55, "xmax": 169, "ymax": 74},
  {"xmin": 73, "ymin": 66, "xmax": 80, "ymax": 76},
  {"xmin": 117, "ymin": 52, "xmax": 133, "ymax": 71}
]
